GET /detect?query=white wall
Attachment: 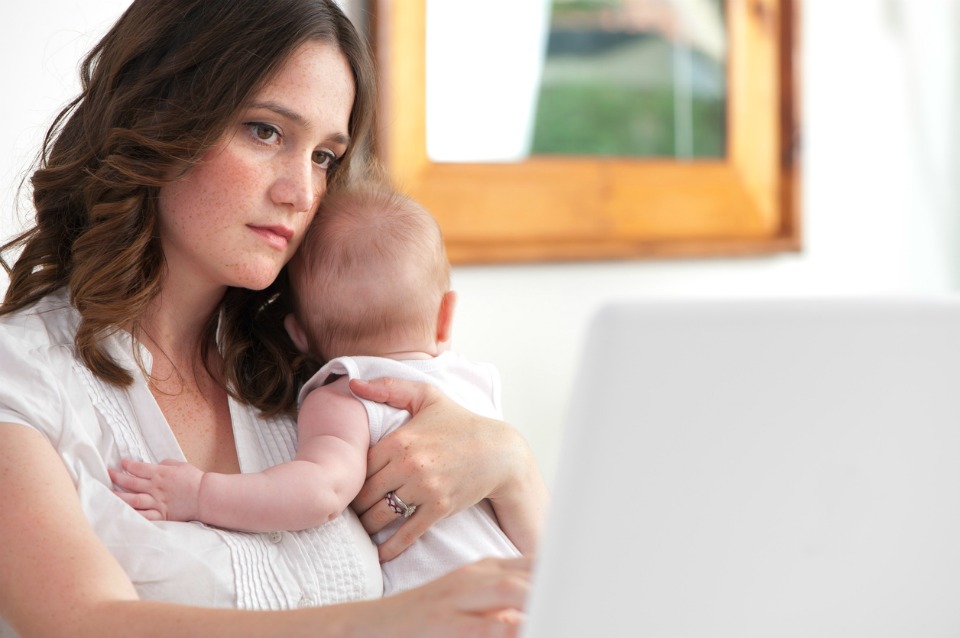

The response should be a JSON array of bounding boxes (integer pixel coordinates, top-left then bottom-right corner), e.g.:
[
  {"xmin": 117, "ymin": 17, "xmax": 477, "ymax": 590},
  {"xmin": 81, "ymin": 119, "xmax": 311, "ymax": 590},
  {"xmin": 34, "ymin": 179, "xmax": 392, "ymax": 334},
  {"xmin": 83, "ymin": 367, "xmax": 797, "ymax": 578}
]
[
  {"xmin": 2, "ymin": 1, "xmax": 958, "ymax": 483},
  {"xmin": 1, "ymin": 2, "xmax": 133, "ymax": 244}
]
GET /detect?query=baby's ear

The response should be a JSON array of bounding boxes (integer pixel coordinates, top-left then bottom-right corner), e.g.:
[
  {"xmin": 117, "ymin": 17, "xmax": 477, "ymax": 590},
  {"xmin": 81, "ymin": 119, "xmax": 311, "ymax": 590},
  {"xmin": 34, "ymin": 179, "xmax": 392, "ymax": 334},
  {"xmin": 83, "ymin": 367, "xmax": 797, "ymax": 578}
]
[
  {"xmin": 283, "ymin": 314, "xmax": 310, "ymax": 353},
  {"xmin": 436, "ymin": 290, "xmax": 457, "ymax": 344}
]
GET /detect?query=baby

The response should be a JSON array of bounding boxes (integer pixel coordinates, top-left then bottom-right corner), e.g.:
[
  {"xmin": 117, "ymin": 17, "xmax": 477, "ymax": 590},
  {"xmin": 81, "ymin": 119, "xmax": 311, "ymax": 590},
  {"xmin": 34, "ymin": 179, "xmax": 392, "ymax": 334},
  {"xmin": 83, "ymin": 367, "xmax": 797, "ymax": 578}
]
[{"xmin": 113, "ymin": 181, "xmax": 522, "ymax": 594}]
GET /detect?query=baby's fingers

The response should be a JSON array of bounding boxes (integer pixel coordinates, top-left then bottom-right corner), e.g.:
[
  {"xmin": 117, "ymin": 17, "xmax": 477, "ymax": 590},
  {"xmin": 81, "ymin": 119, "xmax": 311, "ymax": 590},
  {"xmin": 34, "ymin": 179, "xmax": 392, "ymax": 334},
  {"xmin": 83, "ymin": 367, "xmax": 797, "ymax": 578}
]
[
  {"xmin": 120, "ymin": 457, "xmax": 162, "ymax": 478},
  {"xmin": 112, "ymin": 488, "xmax": 153, "ymax": 510},
  {"xmin": 112, "ymin": 488, "xmax": 163, "ymax": 521},
  {"xmin": 109, "ymin": 467, "xmax": 154, "ymax": 494}
]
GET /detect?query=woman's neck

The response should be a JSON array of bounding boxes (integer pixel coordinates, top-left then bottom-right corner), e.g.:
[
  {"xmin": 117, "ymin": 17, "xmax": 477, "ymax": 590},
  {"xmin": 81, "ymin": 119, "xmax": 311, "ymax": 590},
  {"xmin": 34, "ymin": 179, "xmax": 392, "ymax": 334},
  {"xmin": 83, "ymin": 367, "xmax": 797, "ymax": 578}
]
[
  {"xmin": 139, "ymin": 281, "xmax": 238, "ymax": 474},
  {"xmin": 140, "ymin": 280, "xmax": 225, "ymax": 366}
]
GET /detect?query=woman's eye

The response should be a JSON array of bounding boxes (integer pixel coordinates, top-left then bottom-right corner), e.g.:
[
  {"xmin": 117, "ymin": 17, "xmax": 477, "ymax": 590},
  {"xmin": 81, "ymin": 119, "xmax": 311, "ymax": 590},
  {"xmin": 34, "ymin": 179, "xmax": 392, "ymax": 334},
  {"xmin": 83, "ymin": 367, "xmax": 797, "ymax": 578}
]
[
  {"xmin": 247, "ymin": 122, "xmax": 280, "ymax": 143},
  {"xmin": 313, "ymin": 149, "xmax": 339, "ymax": 170}
]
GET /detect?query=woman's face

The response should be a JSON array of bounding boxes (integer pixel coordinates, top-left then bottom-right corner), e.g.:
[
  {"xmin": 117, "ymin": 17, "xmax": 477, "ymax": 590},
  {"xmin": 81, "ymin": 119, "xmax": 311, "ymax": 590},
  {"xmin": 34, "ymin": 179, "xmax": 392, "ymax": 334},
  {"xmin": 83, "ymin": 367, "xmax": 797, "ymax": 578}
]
[{"xmin": 157, "ymin": 40, "xmax": 355, "ymax": 295}]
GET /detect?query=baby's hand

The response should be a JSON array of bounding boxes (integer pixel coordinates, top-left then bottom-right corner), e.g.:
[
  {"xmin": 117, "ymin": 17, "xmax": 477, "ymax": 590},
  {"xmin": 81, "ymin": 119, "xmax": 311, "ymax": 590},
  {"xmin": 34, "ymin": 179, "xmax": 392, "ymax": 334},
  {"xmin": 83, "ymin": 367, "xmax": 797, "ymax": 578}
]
[{"xmin": 110, "ymin": 458, "xmax": 203, "ymax": 522}]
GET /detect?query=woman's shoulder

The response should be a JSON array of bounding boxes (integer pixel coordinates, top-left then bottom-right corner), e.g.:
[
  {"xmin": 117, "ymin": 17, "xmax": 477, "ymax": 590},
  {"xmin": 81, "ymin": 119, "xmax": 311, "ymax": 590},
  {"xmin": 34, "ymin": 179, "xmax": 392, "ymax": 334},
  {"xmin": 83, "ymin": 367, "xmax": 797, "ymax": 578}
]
[
  {"xmin": 0, "ymin": 288, "xmax": 82, "ymax": 434},
  {"xmin": 0, "ymin": 288, "xmax": 79, "ymax": 353}
]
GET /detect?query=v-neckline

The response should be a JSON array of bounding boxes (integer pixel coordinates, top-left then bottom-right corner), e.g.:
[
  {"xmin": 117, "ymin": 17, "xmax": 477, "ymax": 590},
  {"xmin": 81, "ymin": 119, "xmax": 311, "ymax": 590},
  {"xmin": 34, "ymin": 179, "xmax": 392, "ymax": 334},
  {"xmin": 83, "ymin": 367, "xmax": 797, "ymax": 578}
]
[{"xmin": 106, "ymin": 329, "xmax": 251, "ymax": 472}]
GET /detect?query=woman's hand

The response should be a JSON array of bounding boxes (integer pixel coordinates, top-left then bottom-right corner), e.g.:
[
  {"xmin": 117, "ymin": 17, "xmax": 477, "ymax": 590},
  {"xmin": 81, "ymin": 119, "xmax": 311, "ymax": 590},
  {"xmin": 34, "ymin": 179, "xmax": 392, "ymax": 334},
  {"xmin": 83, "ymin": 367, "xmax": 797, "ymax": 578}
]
[
  {"xmin": 368, "ymin": 556, "xmax": 534, "ymax": 638},
  {"xmin": 349, "ymin": 377, "xmax": 549, "ymax": 562}
]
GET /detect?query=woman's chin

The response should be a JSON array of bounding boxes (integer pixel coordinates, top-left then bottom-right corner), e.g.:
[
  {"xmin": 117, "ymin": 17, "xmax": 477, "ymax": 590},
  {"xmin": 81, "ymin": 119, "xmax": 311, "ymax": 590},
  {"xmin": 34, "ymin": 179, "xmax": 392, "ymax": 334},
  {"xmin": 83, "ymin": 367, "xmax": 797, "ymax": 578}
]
[{"xmin": 229, "ymin": 266, "xmax": 285, "ymax": 292}]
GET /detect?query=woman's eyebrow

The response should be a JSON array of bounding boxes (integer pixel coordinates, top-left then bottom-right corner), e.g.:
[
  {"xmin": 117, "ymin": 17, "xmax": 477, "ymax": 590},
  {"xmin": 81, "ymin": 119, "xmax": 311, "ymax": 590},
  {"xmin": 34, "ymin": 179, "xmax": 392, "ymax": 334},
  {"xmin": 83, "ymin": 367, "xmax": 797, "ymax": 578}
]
[
  {"xmin": 249, "ymin": 100, "xmax": 350, "ymax": 146},
  {"xmin": 251, "ymin": 100, "xmax": 308, "ymax": 126}
]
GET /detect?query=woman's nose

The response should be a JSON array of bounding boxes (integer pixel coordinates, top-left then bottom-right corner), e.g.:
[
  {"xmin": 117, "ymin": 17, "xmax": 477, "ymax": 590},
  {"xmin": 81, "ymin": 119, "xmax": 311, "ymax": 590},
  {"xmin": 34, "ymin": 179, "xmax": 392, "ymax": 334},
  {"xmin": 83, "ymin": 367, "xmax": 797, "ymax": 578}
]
[{"xmin": 270, "ymin": 157, "xmax": 318, "ymax": 213}]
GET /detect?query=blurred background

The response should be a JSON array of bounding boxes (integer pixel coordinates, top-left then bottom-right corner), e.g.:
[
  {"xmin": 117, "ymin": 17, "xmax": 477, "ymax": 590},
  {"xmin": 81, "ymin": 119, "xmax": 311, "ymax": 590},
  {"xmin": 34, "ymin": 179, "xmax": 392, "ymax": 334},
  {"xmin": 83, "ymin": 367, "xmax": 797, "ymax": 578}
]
[{"xmin": 1, "ymin": 0, "xmax": 958, "ymax": 482}]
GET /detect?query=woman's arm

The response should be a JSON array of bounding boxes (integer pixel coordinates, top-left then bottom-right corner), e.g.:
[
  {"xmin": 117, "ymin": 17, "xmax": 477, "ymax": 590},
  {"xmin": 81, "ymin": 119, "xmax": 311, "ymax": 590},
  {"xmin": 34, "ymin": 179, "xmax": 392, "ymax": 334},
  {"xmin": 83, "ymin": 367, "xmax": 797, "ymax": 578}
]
[
  {"xmin": 0, "ymin": 421, "xmax": 532, "ymax": 638},
  {"xmin": 0, "ymin": 422, "xmax": 139, "ymax": 636},
  {"xmin": 111, "ymin": 379, "xmax": 369, "ymax": 531},
  {"xmin": 348, "ymin": 378, "xmax": 549, "ymax": 562}
]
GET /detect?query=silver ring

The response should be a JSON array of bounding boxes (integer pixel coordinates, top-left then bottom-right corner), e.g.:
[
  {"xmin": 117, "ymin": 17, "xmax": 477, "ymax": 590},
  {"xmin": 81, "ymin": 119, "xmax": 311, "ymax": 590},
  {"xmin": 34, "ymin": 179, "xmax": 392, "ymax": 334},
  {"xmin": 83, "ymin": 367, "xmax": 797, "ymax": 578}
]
[{"xmin": 385, "ymin": 491, "xmax": 417, "ymax": 519}]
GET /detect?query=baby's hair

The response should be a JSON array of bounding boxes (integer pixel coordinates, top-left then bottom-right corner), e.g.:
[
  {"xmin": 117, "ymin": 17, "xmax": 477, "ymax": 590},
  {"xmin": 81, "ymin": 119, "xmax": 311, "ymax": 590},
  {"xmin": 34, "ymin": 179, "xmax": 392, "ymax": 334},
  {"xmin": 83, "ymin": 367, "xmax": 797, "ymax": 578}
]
[{"xmin": 288, "ymin": 182, "xmax": 450, "ymax": 362}]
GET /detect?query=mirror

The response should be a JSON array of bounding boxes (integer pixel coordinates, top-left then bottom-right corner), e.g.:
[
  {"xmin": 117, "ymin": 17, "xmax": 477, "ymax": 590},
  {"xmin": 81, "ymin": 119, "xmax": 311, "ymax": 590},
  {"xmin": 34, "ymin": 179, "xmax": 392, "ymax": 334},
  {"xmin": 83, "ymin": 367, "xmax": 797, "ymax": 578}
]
[{"xmin": 427, "ymin": 0, "xmax": 728, "ymax": 163}]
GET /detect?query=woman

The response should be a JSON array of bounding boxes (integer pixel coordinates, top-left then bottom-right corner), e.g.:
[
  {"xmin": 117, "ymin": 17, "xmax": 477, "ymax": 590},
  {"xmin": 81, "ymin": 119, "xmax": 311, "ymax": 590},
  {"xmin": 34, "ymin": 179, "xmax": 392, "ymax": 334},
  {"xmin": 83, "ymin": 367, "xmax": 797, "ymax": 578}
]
[{"xmin": 0, "ymin": 1, "xmax": 547, "ymax": 636}]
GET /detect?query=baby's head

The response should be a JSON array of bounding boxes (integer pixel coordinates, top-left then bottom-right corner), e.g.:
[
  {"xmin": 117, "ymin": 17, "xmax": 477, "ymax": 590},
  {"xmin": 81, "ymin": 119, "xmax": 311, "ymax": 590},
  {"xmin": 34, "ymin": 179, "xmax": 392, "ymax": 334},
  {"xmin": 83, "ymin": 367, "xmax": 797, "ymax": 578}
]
[{"xmin": 286, "ymin": 182, "xmax": 454, "ymax": 362}]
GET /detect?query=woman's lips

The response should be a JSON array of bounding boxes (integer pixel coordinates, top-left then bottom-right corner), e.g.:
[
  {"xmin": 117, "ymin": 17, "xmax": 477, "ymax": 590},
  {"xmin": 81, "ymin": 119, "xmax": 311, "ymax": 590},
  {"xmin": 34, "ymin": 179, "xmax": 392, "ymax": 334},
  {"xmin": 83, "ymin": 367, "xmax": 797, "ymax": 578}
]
[{"xmin": 248, "ymin": 224, "xmax": 293, "ymax": 250}]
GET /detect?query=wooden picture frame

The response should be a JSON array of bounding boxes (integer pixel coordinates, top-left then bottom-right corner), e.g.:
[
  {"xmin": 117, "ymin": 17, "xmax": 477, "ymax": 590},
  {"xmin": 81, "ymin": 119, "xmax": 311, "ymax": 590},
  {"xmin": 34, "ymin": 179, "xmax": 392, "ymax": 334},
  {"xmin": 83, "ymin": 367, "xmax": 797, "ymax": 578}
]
[{"xmin": 372, "ymin": 0, "xmax": 800, "ymax": 264}]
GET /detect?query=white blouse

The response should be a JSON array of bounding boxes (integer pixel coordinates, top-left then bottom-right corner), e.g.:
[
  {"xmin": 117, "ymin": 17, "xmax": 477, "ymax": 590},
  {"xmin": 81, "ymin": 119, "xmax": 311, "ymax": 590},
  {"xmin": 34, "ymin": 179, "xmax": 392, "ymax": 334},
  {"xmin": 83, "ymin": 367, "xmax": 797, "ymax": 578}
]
[{"xmin": 0, "ymin": 289, "xmax": 382, "ymax": 635}]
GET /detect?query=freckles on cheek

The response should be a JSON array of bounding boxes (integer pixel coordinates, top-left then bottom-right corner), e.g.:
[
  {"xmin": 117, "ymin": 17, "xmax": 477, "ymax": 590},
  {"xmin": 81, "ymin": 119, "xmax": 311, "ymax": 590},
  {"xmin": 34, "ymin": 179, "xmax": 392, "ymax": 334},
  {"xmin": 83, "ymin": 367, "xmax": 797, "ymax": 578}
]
[
  {"xmin": 215, "ymin": 162, "xmax": 256, "ymax": 195},
  {"xmin": 196, "ymin": 163, "xmax": 248, "ymax": 203},
  {"xmin": 189, "ymin": 144, "xmax": 258, "ymax": 206}
]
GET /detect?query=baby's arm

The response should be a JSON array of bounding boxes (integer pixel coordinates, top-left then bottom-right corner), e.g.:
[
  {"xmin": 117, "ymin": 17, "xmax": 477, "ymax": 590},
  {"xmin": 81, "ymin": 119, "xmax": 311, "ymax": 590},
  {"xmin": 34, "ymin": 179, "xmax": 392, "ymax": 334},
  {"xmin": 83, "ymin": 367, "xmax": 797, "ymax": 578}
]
[{"xmin": 111, "ymin": 377, "xmax": 369, "ymax": 531}]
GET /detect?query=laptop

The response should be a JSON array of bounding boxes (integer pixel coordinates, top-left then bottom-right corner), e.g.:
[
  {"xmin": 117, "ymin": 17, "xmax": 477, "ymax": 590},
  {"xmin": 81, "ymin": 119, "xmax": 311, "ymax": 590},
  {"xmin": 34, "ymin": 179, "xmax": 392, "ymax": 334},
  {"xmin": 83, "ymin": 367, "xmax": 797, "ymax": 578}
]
[{"xmin": 523, "ymin": 298, "xmax": 960, "ymax": 638}]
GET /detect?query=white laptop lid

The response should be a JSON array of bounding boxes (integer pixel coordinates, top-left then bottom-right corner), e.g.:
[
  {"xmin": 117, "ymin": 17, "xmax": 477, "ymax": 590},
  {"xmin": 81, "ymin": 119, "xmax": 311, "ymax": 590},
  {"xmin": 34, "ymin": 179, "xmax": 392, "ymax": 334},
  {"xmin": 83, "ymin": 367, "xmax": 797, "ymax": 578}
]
[{"xmin": 524, "ymin": 298, "xmax": 960, "ymax": 638}]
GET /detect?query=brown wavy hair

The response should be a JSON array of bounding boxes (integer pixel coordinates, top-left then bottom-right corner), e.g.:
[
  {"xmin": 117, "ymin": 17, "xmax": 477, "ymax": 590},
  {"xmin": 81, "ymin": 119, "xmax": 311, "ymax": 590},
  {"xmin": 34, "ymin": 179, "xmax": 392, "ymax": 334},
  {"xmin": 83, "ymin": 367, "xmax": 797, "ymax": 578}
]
[{"xmin": 0, "ymin": 0, "xmax": 378, "ymax": 416}]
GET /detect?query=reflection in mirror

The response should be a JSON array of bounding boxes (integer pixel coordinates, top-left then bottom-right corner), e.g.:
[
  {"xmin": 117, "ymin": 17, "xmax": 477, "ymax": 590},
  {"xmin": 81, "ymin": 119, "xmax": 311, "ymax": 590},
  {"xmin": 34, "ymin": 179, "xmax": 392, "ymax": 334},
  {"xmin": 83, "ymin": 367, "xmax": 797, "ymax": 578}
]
[{"xmin": 426, "ymin": 0, "xmax": 727, "ymax": 164}]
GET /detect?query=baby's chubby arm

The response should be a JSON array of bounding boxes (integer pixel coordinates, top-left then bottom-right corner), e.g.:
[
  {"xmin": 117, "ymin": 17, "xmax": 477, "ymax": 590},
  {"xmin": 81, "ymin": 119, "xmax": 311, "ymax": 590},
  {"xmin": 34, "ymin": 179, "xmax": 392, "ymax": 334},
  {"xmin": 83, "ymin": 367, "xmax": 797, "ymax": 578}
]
[{"xmin": 111, "ymin": 377, "xmax": 370, "ymax": 531}]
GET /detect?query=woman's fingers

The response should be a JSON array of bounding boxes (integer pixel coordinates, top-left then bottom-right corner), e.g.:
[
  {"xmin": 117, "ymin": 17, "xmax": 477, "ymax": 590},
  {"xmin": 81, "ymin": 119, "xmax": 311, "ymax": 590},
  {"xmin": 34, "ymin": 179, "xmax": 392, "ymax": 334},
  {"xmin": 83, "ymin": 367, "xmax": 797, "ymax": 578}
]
[
  {"xmin": 355, "ymin": 486, "xmax": 435, "ymax": 560},
  {"xmin": 357, "ymin": 483, "xmax": 416, "ymax": 534},
  {"xmin": 379, "ymin": 557, "xmax": 534, "ymax": 638},
  {"xmin": 376, "ymin": 515, "xmax": 433, "ymax": 563},
  {"xmin": 357, "ymin": 495, "xmax": 397, "ymax": 534},
  {"xmin": 349, "ymin": 377, "xmax": 440, "ymax": 415},
  {"xmin": 451, "ymin": 557, "xmax": 533, "ymax": 613}
]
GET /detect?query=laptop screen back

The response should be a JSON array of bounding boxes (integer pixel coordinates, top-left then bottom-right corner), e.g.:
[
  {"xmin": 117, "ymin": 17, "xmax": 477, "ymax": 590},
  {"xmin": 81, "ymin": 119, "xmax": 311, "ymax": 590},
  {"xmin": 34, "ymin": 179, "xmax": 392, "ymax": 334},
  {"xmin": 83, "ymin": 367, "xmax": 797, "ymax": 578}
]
[{"xmin": 524, "ymin": 298, "xmax": 960, "ymax": 638}]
